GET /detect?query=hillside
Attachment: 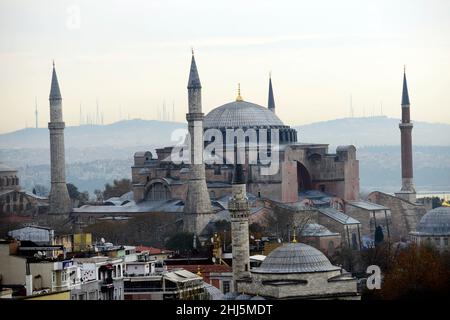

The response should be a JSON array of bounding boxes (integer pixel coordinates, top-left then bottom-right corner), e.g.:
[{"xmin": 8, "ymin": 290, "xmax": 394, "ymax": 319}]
[{"xmin": 0, "ymin": 117, "xmax": 449, "ymax": 195}]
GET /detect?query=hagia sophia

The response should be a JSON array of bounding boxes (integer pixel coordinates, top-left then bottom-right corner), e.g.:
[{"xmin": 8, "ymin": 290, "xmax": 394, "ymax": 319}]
[{"xmin": 1, "ymin": 53, "xmax": 449, "ymax": 299}]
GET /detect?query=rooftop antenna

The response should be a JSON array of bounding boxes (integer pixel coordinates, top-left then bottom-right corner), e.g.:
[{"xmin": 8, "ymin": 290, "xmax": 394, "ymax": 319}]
[
  {"xmin": 172, "ymin": 101, "xmax": 175, "ymax": 122},
  {"xmin": 79, "ymin": 102, "xmax": 82, "ymax": 126},
  {"xmin": 96, "ymin": 99, "xmax": 100, "ymax": 125},
  {"xmin": 350, "ymin": 94, "xmax": 354, "ymax": 118},
  {"xmin": 35, "ymin": 97, "xmax": 38, "ymax": 128},
  {"xmin": 163, "ymin": 100, "xmax": 166, "ymax": 121}
]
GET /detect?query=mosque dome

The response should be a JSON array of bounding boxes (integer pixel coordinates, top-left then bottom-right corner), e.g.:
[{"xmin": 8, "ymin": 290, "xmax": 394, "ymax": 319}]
[
  {"xmin": 414, "ymin": 206, "xmax": 450, "ymax": 235},
  {"xmin": 204, "ymin": 100, "xmax": 285, "ymax": 130},
  {"xmin": 235, "ymin": 293, "xmax": 252, "ymax": 300},
  {"xmin": 253, "ymin": 243, "xmax": 340, "ymax": 274}
]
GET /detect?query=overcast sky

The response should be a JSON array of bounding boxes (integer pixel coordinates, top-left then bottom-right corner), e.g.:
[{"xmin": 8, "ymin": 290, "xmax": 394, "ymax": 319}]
[{"xmin": 1, "ymin": 0, "xmax": 449, "ymax": 133}]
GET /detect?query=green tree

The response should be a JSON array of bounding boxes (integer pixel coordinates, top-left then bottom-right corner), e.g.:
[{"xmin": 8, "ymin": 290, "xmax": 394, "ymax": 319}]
[
  {"xmin": 103, "ymin": 178, "xmax": 131, "ymax": 199},
  {"xmin": 67, "ymin": 183, "xmax": 80, "ymax": 200},
  {"xmin": 66, "ymin": 183, "xmax": 89, "ymax": 207},
  {"xmin": 165, "ymin": 232, "xmax": 199, "ymax": 253}
]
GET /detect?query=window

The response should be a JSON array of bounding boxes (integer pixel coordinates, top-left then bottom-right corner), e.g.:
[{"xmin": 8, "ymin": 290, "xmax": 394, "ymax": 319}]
[
  {"xmin": 435, "ymin": 237, "xmax": 441, "ymax": 246},
  {"xmin": 13, "ymin": 193, "xmax": 17, "ymax": 202},
  {"xmin": 52, "ymin": 272, "xmax": 56, "ymax": 284},
  {"xmin": 6, "ymin": 195, "xmax": 10, "ymax": 203},
  {"xmin": 352, "ymin": 233, "xmax": 358, "ymax": 250},
  {"xmin": 222, "ymin": 281, "xmax": 230, "ymax": 294},
  {"xmin": 20, "ymin": 194, "xmax": 23, "ymax": 202},
  {"xmin": 444, "ymin": 238, "xmax": 449, "ymax": 246}
]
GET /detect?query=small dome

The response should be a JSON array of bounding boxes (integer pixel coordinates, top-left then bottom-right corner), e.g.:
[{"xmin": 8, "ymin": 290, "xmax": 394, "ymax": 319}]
[
  {"xmin": 204, "ymin": 100, "xmax": 285, "ymax": 129},
  {"xmin": 414, "ymin": 207, "xmax": 450, "ymax": 235},
  {"xmin": 223, "ymin": 292, "xmax": 239, "ymax": 300},
  {"xmin": 253, "ymin": 243, "xmax": 340, "ymax": 274},
  {"xmin": 235, "ymin": 293, "xmax": 252, "ymax": 300},
  {"xmin": 250, "ymin": 295, "xmax": 266, "ymax": 300}
]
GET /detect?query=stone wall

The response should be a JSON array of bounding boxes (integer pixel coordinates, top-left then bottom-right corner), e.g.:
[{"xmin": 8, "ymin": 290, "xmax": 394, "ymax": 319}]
[{"xmin": 368, "ymin": 191, "xmax": 426, "ymax": 241}]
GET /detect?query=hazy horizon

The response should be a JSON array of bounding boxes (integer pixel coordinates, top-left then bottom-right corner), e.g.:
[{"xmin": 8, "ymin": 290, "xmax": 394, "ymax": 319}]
[{"xmin": 1, "ymin": 0, "xmax": 450, "ymax": 134}]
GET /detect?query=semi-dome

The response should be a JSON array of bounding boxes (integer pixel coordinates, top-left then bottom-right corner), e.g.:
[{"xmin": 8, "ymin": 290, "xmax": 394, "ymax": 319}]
[
  {"xmin": 0, "ymin": 163, "xmax": 17, "ymax": 173},
  {"xmin": 414, "ymin": 206, "xmax": 450, "ymax": 235},
  {"xmin": 253, "ymin": 243, "xmax": 340, "ymax": 274},
  {"xmin": 204, "ymin": 100, "xmax": 285, "ymax": 129}
]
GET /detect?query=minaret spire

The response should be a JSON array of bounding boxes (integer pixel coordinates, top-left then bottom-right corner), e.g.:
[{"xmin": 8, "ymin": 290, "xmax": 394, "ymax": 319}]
[
  {"xmin": 402, "ymin": 66, "xmax": 410, "ymax": 106},
  {"xmin": 50, "ymin": 62, "xmax": 62, "ymax": 100},
  {"xmin": 396, "ymin": 66, "xmax": 416, "ymax": 202},
  {"xmin": 183, "ymin": 51, "xmax": 213, "ymax": 235},
  {"xmin": 268, "ymin": 73, "xmax": 275, "ymax": 113},
  {"xmin": 187, "ymin": 52, "xmax": 201, "ymax": 89},
  {"xmin": 48, "ymin": 61, "xmax": 72, "ymax": 215}
]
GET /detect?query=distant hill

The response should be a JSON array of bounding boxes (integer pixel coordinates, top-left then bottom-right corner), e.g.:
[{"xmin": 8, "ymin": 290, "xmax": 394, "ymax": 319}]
[
  {"xmin": 0, "ymin": 119, "xmax": 187, "ymax": 149},
  {"xmin": 1, "ymin": 117, "xmax": 449, "ymax": 194},
  {"xmin": 295, "ymin": 116, "xmax": 450, "ymax": 148},
  {"xmin": 1, "ymin": 116, "xmax": 449, "ymax": 149}
]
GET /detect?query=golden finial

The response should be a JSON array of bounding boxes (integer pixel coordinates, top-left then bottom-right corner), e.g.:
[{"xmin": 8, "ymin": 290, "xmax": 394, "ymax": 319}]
[
  {"xmin": 404, "ymin": 64, "xmax": 406, "ymax": 73},
  {"xmin": 191, "ymin": 47, "xmax": 194, "ymax": 56},
  {"xmin": 52, "ymin": 60, "xmax": 55, "ymax": 68},
  {"xmin": 236, "ymin": 83, "xmax": 243, "ymax": 101},
  {"xmin": 196, "ymin": 265, "xmax": 202, "ymax": 276},
  {"xmin": 292, "ymin": 226, "xmax": 297, "ymax": 243}
]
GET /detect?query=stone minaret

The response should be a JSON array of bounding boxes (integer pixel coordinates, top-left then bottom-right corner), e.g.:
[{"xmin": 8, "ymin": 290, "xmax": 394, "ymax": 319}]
[
  {"xmin": 183, "ymin": 52, "xmax": 213, "ymax": 235},
  {"xmin": 396, "ymin": 68, "xmax": 416, "ymax": 203},
  {"xmin": 229, "ymin": 163, "xmax": 251, "ymax": 290},
  {"xmin": 48, "ymin": 62, "xmax": 72, "ymax": 215},
  {"xmin": 268, "ymin": 74, "xmax": 275, "ymax": 113}
]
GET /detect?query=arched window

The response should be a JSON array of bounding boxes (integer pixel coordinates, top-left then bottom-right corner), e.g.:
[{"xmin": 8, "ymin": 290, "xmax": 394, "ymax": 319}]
[
  {"xmin": 351, "ymin": 233, "xmax": 358, "ymax": 250},
  {"xmin": 146, "ymin": 182, "xmax": 170, "ymax": 201}
]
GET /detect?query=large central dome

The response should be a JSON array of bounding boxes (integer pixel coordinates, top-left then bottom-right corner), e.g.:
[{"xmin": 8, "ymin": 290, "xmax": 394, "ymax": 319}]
[{"xmin": 204, "ymin": 100, "xmax": 285, "ymax": 129}]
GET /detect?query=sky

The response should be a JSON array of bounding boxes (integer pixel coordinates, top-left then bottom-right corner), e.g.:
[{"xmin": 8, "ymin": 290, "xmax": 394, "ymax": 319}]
[{"xmin": 1, "ymin": 0, "xmax": 450, "ymax": 134}]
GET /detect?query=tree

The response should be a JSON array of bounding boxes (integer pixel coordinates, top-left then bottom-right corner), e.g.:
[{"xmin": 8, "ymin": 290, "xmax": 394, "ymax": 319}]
[
  {"xmin": 67, "ymin": 183, "xmax": 80, "ymax": 200},
  {"xmin": 66, "ymin": 183, "xmax": 89, "ymax": 207},
  {"xmin": 165, "ymin": 232, "xmax": 199, "ymax": 253},
  {"xmin": 33, "ymin": 184, "xmax": 49, "ymax": 197},
  {"xmin": 376, "ymin": 244, "xmax": 450, "ymax": 299},
  {"xmin": 374, "ymin": 226, "xmax": 384, "ymax": 245},
  {"xmin": 94, "ymin": 189, "xmax": 103, "ymax": 202},
  {"xmin": 103, "ymin": 178, "xmax": 131, "ymax": 200}
]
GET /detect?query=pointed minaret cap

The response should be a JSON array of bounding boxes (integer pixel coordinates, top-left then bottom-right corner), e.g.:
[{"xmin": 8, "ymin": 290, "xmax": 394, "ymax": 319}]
[
  {"xmin": 49, "ymin": 61, "xmax": 62, "ymax": 100},
  {"xmin": 187, "ymin": 50, "xmax": 201, "ymax": 89},
  {"xmin": 401, "ymin": 66, "xmax": 410, "ymax": 106},
  {"xmin": 232, "ymin": 163, "xmax": 246, "ymax": 185},
  {"xmin": 268, "ymin": 73, "xmax": 275, "ymax": 112}
]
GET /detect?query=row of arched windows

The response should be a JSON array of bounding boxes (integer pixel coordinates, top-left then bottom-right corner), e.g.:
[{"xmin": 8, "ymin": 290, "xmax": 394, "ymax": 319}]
[{"xmin": 0, "ymin": 176, "xmax": 19, "ymax": 187}]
